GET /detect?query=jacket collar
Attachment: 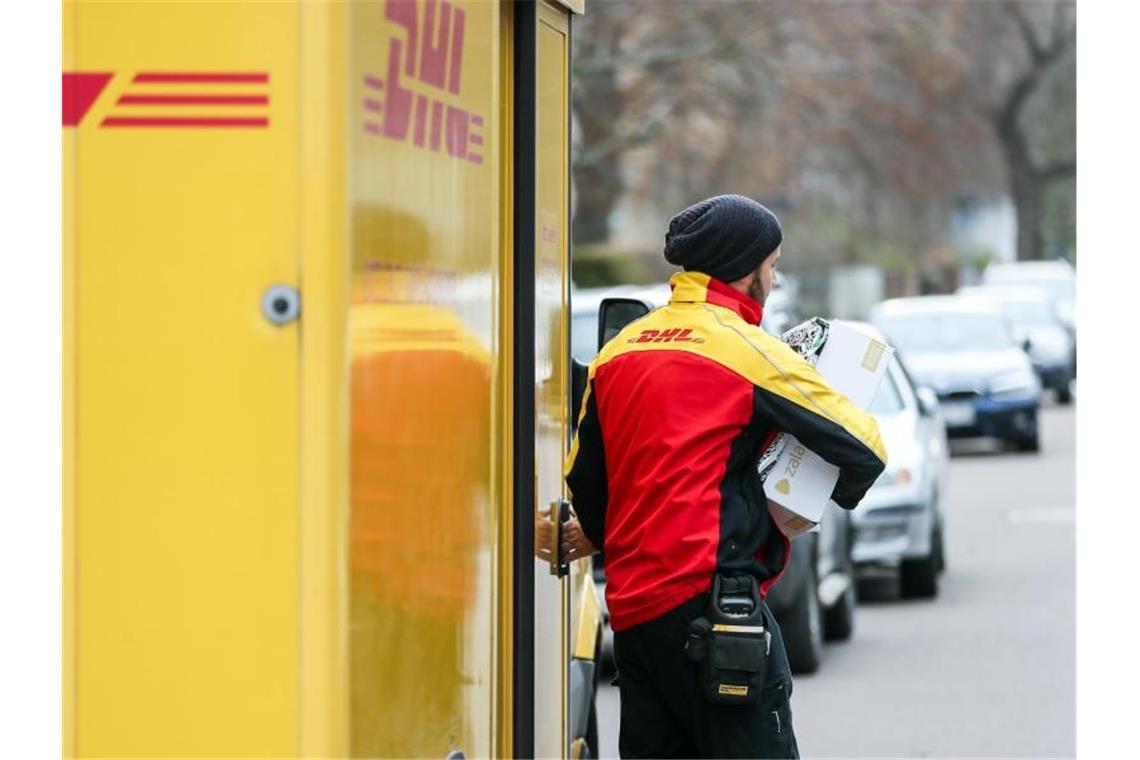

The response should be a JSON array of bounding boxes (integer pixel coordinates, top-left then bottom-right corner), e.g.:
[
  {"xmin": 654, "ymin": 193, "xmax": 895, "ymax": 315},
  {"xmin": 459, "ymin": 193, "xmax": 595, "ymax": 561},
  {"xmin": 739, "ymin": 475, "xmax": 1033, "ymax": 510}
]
[{"xmin": 669, "ymin": 271, "xmax": 764, "ymax": 326}]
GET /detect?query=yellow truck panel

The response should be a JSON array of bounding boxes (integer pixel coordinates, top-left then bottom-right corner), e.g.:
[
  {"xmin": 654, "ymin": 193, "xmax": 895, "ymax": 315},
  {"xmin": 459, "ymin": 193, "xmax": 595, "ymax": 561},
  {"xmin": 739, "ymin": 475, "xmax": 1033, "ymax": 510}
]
[
  {"xmin": 345, "ymin": 2, "xmax": 503, "ymax": 757},
  {"xmin": 67, "ymin": 2, "xmax": 300, "ymax": 756},
  {"xmin": 534, "ymin": 3, "xmax": 573, "ymax": 758},
  {"xmin": 64, "ymin": 1, "xmax": 585, "ymax": 757},
  {"xmin": 297, "ymin": 4, "xmax": 351, "ymax": 757}
]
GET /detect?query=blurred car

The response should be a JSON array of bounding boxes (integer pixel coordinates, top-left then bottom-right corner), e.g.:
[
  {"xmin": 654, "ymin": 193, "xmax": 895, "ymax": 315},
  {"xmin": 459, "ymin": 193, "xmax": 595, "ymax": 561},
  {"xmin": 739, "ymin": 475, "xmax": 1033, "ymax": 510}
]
[
  {"xmin": 571, "ymin": 279, "xmax": 854, "ymax": 675},
  {"xmin": 982, "ymin": 260, "xmax": 1076, "ymax": 371},
  {"xmin": 870, "ymin": 296, "xmax": 1042, "ymax": 452},
  {"xmin": 764, "ymin": 500, "xmax": 856, "ymax": 673},
  {"xmin": 958, "ymin": 285, "xmax": 1074, "ymax": 403},
  {"xmin": 848, "ymin": 324, "xmax": 951, "ymax": 598},
  {"xmin": 759, "ymin": 273, "xmax": 802, "ymax": 336},
  {"xmin": 571, "ymin": 284, "xmax": 639, "ymax": 365}
]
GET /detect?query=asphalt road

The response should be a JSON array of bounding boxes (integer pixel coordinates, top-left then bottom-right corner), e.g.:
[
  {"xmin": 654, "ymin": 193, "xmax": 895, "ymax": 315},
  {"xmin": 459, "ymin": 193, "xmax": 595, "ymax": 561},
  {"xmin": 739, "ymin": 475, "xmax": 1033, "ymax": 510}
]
[{"xmin": 595, "ymin": 400, "xmax": 1075, "ymax": 758}]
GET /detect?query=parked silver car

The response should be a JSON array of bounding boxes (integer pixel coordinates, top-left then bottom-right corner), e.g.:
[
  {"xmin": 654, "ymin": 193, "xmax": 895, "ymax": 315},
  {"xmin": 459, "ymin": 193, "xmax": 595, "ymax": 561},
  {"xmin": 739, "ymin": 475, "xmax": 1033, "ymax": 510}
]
[{"xmin": 849, "ymin": 324, "xmax": 951, "ymax": 598}]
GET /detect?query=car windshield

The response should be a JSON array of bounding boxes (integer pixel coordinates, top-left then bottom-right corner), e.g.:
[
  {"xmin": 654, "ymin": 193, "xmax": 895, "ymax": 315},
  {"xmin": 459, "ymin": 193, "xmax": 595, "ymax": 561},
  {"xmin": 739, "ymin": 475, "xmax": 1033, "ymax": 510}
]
[
  {"xmin": 1000, "ymin": 300, "xmax": 1055, "ymax": 326},
  {"xmin": 874, "ymin": 312, "xmax": 1014, "ymax": 353},
  {"xmin": 571, "ymin": 312, "xmax": 599, "ymax": 363}
]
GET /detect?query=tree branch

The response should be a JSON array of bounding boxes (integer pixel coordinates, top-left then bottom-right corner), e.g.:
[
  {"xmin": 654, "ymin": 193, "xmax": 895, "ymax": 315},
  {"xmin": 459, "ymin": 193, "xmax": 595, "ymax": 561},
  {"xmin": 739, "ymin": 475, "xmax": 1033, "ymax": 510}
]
[
  {"xmin": 1040, "ymin": 159, "xmax": 1076, "ymax": 183},
  {"xmin": 1009, "ymin": 2, "xmax": 1047, "ymax": 64},
  {"xmin": 575, "ymin": 107, "xmax": 669, "ymax": 169},
  {"xmin": 993, "ymin": 69, "xmax": 1037, "ymax": 138},
  {"xmin": 1051, "ymin": 2, "xmax": 1073, "ymax": 51},
  {"xmin": 994, "ymin": 3, "xmax": 1075, "ymax": 134}
]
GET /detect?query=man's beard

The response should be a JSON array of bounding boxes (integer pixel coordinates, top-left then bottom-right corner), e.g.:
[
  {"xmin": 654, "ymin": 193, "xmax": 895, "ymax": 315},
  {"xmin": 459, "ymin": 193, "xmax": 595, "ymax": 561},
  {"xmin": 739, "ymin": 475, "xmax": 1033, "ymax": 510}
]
[{"xmin": 748, "ymin": 277, "xmax": 767, "ymax": 306}]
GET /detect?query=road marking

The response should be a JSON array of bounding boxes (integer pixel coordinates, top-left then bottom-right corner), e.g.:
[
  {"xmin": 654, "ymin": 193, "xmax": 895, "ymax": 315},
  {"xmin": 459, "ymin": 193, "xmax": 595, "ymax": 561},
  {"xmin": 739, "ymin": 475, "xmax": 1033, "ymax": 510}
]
[{"xmin": 1007, "ymin": 508, "xmax": 1075, "ymax": 525}]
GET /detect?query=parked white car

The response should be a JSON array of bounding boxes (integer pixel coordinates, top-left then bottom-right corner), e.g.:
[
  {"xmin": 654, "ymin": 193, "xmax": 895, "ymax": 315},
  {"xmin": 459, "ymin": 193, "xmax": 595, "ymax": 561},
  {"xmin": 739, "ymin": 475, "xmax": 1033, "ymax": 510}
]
[
  {"xmin": 957, "ymin": 285, "xmax": 1074, "ymax": 403},
  {"xmin": 982, "ymin": 260, "xmax": 1076, "ymax": 335},
  {"xmin": 849, "ymin": 323, "xmax": 951, "ymax": 598}
]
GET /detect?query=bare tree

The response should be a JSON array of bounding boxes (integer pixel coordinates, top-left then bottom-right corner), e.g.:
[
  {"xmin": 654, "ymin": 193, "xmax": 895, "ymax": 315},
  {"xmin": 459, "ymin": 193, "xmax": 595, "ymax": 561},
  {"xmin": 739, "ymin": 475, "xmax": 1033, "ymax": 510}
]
[
  {"xmin": 572, "ymin": 0, "xmax": 787, "ymax": 245},
  {"xmin": 798, "ymin": 0, "xmax": 1076, "ymax": 262},
  {"xmin": 990, "ymin": 2, "xmax": 1076, "ymax": 260},
  {"xmin": 571, "ymin": 0, "xmax": 1076, "ymax": 278}
]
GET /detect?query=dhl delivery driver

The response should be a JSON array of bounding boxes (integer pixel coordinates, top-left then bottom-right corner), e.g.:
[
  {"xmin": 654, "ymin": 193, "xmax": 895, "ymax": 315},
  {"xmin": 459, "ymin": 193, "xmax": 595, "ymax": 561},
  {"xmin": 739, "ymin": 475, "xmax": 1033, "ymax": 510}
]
[{"xmin": 562, "ymin": 195, "xmax": 886, "ymax": 759}]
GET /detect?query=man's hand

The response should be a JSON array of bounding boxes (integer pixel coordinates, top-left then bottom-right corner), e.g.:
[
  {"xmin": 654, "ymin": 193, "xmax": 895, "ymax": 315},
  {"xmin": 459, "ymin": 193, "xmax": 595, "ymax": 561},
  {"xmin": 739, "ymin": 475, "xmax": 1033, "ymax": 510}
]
[{"xmin": 560, "ymin": 516, "xmax": 598, "ymax": 563}]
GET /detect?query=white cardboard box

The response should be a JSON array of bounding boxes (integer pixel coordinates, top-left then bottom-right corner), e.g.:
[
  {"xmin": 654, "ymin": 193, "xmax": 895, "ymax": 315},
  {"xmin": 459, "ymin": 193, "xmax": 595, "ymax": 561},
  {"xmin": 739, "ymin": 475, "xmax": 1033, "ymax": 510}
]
[{"xmin": 764, "ymin": 320, "xmax": 892, "ymax": 538}]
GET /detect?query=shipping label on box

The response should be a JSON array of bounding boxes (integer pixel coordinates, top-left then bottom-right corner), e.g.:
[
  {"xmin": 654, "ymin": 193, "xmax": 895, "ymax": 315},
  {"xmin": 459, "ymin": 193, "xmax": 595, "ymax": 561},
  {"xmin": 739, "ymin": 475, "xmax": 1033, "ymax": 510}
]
[
  {"xmin": 763, "ymin": 320, "xmax": 893, "ymax": 538},
  {"xmin": 812, "ymin": 321, "xmax": 892, "ymax": 408}
]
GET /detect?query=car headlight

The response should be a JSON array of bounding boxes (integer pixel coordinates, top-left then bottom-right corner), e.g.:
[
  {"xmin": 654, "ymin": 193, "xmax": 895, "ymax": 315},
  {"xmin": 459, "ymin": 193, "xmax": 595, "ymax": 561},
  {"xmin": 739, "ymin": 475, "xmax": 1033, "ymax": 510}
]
[{"xmin": 990, "ymin": 369, "xmax": 1040, "ymax": 397}]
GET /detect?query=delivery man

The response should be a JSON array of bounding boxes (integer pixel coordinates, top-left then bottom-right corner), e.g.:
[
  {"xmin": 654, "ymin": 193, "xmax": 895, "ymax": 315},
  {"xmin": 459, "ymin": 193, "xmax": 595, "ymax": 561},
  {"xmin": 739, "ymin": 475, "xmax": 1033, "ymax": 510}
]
[{"xmin": 562, "ymin": 194, "xmax": 887, "ymax": 758}]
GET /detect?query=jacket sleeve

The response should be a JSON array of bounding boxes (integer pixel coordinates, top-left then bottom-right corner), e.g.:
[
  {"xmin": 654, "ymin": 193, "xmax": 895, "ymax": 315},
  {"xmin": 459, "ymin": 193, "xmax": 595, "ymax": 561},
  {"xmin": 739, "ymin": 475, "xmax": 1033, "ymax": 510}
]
[
  {"xmin": 563, "ymin": 374, "xmax": 608, "ymax": 550},
  {"xmin": 752, "ymin": 340, "xmax": 887, "ymax": 509}
]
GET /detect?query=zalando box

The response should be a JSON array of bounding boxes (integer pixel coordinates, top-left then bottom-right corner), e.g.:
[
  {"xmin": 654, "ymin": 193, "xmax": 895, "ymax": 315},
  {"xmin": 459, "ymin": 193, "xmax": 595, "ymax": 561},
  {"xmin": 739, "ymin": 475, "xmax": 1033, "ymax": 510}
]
[{"xmin": 764, "ymin": 320, "xmax": 892, "ymax": 538}]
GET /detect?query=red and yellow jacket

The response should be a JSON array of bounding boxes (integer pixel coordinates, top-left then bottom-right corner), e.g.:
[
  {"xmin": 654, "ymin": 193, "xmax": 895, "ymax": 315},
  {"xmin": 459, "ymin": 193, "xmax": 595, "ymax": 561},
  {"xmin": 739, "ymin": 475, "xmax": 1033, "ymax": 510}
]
[{"xmin": 565, "ymin": 271, "xmax": 887, "ymax": 632}]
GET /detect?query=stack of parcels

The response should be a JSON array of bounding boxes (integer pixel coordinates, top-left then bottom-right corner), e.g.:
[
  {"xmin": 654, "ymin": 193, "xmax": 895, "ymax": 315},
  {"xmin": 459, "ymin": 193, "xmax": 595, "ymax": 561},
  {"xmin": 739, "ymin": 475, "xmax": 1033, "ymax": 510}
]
[{"xmin": 758, "ymin": 318, "xmax": 893, "ymax": 538}]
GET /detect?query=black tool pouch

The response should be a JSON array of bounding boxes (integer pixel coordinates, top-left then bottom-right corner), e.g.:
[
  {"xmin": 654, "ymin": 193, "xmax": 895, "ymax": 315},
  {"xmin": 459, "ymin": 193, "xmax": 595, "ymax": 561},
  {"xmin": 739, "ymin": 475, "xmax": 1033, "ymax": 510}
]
[{"xmin": 685, "ymin": 574, "xmax": 770, "ymax": 705}]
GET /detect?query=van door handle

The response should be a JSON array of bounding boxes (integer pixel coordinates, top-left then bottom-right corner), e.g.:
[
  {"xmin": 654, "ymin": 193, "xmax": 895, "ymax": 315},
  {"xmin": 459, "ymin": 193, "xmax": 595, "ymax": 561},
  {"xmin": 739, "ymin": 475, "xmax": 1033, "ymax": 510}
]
[{"xmin": 550, "ymin": 497, "xmax": 571, "ymax": 578}]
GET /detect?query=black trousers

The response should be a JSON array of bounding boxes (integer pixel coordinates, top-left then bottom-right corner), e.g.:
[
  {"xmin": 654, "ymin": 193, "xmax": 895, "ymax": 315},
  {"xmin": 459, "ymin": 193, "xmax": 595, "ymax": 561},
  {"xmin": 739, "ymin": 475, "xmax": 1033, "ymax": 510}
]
[{"xmin": 613, "ymin": 592, "xmax": 799, "ymax": 759}]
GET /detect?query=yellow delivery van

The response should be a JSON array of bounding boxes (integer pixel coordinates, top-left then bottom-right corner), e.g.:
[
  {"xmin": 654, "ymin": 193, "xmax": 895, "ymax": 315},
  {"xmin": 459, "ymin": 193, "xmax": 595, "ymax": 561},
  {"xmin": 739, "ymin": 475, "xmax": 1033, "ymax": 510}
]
[{"xmin": 63, "ymin": 1, "xmax": 597, "ymax": 757}]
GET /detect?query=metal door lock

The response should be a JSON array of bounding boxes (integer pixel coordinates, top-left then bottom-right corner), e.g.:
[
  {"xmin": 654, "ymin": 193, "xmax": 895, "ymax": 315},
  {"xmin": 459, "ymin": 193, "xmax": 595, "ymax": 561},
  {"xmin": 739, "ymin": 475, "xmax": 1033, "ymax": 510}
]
[
  {"xmin": 261, "ymin": 284, "xmax": 300, "ymax": 325},
  {"xmin": 551, "ymin": 497, "xmax": 572, "ymax": 578}
]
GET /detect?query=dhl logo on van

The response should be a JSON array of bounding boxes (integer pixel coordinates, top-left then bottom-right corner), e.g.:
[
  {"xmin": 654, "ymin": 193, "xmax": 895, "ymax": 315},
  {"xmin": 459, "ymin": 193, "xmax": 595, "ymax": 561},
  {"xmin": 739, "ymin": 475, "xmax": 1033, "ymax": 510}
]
[
  {"xmin": 363, "ymin": 0, "xmax": 485, "ymax": 165},
  {"xmin": 63, "ymin": 71, "xmax": 271, "ymax": 129},
  {"xmin": 628, "ymin": 328, "xmax": 705, "ymax": 344}
]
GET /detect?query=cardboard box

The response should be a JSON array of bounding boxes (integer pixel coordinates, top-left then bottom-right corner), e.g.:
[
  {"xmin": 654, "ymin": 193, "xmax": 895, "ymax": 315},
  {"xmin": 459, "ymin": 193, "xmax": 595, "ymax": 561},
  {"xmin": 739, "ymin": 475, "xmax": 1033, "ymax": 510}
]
[{"xmin": 764, "ymin": 320, "xmax": 893, "ymax": 538}]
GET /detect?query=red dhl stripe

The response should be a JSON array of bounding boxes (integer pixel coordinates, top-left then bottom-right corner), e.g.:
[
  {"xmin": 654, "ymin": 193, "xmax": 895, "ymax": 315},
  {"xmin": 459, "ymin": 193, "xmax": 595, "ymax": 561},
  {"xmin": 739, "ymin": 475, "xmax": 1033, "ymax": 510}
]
[
  {"xmin": 63, "ymin": 72, "xmax": 113, "ymax": 126},
  {"xmin": 117, "ymin": 94, "xmax": 268, "ymax": 105},
  {"xmin": 133, "ymin": 72, "xmax": 268, "ymax": 83},
  {"xmin": 101, "ymin": 116, "xmax": 268, "ymax": 128}
]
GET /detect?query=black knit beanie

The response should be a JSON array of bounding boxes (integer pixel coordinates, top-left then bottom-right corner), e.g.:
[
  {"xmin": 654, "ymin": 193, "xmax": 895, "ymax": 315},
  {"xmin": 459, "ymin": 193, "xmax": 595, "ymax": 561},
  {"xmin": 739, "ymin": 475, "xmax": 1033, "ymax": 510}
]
[{"xmin": 663, "ymin": 195, "xmax": 783, "ymax": 283}]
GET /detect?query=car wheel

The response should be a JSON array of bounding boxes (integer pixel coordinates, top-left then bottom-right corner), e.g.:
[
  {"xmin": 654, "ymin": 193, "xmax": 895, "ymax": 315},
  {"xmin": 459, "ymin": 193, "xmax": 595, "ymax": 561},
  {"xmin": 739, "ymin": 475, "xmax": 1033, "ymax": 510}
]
[
  {"xmin": 823, "ymin": 574, "xmax": 856, "ymax": 642},
  {"xmin": 585, "ymin": 690, "xmax": 598, "ymax": 760},
  {"xmin": 782, "ymin": 567, "xmax": 823, "ymax": 674},
  {"xmin": 900, "ymin": 531, "xmax": 939, "ymax": 599},
  {"xmin": 599, "ymin": 631, "xmax": 615, "ymax": 677},
  {"xmin": 1016, "ymin": 432, "xmax": 1041, "ymax": 452},
  {"xmin": 934, "ymin": 520, "xmax": 946, "ymax": 575},
  {"xmin": 1020, "ymin": 410, "xmax": 1041, "ymax": 451}
]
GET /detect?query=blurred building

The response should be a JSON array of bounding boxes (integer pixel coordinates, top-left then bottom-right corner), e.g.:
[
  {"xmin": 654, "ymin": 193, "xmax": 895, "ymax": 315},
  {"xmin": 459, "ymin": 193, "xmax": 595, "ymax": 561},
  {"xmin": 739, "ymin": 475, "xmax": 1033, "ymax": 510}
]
[{"xmin": 952, "ymin": 195, "xmax": 1017, "ymax": 287}]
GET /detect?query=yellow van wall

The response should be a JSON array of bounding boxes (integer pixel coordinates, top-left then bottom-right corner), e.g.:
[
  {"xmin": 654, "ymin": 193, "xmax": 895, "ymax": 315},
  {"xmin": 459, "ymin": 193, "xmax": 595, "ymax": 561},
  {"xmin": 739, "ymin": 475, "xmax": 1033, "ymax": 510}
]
[
  {"xmin": 64, "ymin": 1, "xmax": 582, "ymax": 757},
  {"xmin": 66, "ymin": 2, "xmax": 301, "ymax": 756},
  {"xmin": 345, "ymin": 1, "xmax": 503, "ymax": 757}
]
